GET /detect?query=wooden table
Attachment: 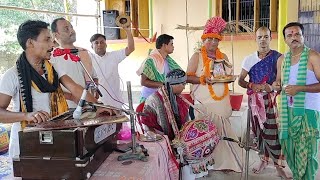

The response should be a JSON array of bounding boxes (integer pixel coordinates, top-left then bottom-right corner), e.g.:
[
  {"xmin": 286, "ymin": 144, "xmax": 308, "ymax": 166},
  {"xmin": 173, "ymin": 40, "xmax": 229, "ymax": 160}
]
[{"xmin": 91, "ymin": 136, "xmax": 173, "ymax": 180}]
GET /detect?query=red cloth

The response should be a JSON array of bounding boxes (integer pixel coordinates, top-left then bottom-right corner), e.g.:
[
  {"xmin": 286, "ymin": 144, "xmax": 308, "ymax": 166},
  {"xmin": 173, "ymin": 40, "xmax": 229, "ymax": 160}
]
[{"xmin": 141, "ymin": 91, "xmax": 189, "ymax": 140}]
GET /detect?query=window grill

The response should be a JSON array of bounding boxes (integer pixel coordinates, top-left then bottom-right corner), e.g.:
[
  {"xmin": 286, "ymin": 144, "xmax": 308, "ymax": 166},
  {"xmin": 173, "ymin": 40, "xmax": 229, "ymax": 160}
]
[
  {"xmin": 239, "ymin": 0, "xmax": 254, "ymax": 32},
  {"xmin": 260, "ymin": 0, "xmax": 270, "ymax": 28},
  {"xmin": 298, "ymin": 0, "xmax": 320, "ymax": 52},
  {"xmin": 220, "ymin": 0, "xmax": 274, "ymax": 33}
]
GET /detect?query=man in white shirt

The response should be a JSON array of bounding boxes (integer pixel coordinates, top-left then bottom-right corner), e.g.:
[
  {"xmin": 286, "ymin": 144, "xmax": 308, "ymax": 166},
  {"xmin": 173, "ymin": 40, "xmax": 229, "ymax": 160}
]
[
  {"xmin": 50, "ymin": 17, "xmax": 99, "ymax": 108},
  {"xmin": 0, "ymin": 20, "xmax": 111, "ymax": 158},
  {"xmin": 89, "ymin": 27, "xmax": 134, "ymax": 108}
]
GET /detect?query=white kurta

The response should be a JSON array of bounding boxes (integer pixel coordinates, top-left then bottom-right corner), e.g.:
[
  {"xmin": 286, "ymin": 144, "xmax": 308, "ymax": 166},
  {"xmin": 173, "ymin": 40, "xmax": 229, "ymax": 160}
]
[
  {"xmin": 191, "ymin": 53, "xmax": 243, "ymax": 172},
  {"xmin": 0, "ymin": 66, "xmax": 65, "ymax": 158},
  {"xmin": 90, "ymin": 49, "xmax": 127, "ymax": 108},
  {"xmin": 50, "ymin": 49, "xmax": 97, "ymax": 108}
]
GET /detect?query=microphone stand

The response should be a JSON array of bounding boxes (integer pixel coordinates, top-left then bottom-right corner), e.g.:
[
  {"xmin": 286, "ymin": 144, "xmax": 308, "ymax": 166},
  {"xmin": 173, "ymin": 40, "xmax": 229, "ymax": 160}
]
[
  {"xmin": 117, "ymin": 81, "xmax": 148, "ymax": 162},
  {"xmin": 68, "ymin": 52, "xmax": 147, "ymax": 161},
  {"xmin": 77, "ymin": 59, "xmax": 103, "ymax": 97},
  {"xmin": 244, "ymin": 98, "xmax": 255, "ymax": 180},
  {"xmin": 86, "ymin": 82, "xmax": 148, "ymax": 162}
]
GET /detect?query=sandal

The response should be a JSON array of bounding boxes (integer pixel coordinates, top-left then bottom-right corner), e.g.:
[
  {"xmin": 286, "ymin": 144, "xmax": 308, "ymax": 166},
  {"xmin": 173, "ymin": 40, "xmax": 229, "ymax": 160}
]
[{"xmin": 252, "ymin": 159, "xmax": 268, "ymax": 174}]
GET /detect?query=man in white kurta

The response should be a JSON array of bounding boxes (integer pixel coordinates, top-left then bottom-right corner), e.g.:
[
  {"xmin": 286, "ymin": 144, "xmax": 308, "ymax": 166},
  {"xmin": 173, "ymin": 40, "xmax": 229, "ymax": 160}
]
[
  {"xmin": 89, "ymin": 27, "xmax": 134, "ymax": 108},
  {"xmin": 0, "ymin": 20, "xmax": 102, "ymax": 159},
  {"xmin": 51, "ymin": 17, "xmax": 98, "ymax": 108}
]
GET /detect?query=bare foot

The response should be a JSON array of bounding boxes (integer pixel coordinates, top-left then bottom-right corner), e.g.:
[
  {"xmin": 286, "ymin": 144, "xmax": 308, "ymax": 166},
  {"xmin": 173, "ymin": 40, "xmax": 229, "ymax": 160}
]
[
  {"xmin": 252, "ymin": 160, "xmax": 268, "ymax": 174},
  {"xmin": 276, "ymin": 166, "xmax": 293, "ymax": 180}
]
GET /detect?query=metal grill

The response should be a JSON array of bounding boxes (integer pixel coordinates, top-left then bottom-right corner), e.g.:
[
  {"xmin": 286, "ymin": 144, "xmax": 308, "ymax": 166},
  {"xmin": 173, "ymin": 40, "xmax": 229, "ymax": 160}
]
[
  {"xmin": 239, "ymin": 0, "xmax": 254, "ymax": 32},
  {"xmin": 298, "ymin": 0, "xmax": 320, "ymax": 51},
  {"xmin": 221, "ymin": 0, "xmax": 271, "ymax": 33},
  {"xmin": 222, "ymin": 0, "xmax": 237, "ymax": 21},
  {"xmin": 260, "ymin": 0, "xmax": 270, "ymax": 28}
]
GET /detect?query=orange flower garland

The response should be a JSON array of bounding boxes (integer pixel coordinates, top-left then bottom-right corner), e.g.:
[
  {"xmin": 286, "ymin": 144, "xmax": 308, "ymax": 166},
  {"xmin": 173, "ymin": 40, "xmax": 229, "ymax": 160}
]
[
  {"xmin": 201, "ymin": 46, "xmax": 229, "ymax": 101},
  {"xmin": 199, "ymin": 75, "xmax": 206, "ymax": 85}
]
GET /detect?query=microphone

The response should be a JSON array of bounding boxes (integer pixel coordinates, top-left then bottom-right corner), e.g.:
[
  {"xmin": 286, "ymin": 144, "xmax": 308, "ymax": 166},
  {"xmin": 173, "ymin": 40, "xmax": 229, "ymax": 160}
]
[
  {"xmin": 53, "ymin": 48, "xmax": 103, "ymax": 98},
  {"xmin": 69, "ymin": 49, "xmax": 79, "ymax": 54},
  {"xmin": 53, "ymin": 48, "xmax": 80, "ymax": 55},
  {"xmin": 73, "ymin": 88, "xmax": 88, "ymax": 119}
]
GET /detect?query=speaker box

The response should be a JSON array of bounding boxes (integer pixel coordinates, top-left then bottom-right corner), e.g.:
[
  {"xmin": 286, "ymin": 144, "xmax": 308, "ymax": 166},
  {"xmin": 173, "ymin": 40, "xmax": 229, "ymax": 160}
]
[{"xmin": 103, "ymin": 10, "xmax": 120, "ymax": 40}]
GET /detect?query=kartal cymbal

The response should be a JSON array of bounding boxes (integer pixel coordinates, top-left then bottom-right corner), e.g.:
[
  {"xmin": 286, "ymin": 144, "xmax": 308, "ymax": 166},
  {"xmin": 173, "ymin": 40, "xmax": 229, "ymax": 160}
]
[{"xmin": 116, "ymin": 15, "xmax": 131, "ymax": 28}]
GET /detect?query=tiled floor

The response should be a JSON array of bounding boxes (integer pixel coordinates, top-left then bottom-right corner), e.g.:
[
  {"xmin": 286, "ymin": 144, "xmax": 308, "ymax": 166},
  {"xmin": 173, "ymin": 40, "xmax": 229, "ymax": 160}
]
[{"xmin": 202, "ymin": 145, "xmax": 320, "ymax": 180}]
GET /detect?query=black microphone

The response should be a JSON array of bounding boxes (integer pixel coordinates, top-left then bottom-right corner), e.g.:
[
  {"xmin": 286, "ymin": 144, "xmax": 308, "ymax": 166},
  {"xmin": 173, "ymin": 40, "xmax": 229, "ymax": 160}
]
[
  {"xmin": 69, "ymin": 49, "xmax": 79, "ymax": 54},
  {"xmin": 73, "ymin": 88, "xmax": 88, "ymax": 119},
  {"xmin": 52, "ymin": 48, "xmax": 83, "ymax": 57}
]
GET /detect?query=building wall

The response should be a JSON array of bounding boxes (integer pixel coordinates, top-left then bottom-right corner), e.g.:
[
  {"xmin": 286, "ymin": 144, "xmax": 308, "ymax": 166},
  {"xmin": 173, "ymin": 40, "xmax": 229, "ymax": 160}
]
[{"xmin": 104, "ymin": 0, "xmax": 300, "ymax": 97}]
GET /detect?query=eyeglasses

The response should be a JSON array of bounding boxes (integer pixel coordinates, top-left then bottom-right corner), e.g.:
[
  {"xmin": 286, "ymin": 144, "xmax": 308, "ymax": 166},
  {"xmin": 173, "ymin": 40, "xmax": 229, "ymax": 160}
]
[{"xmin": 206, "ymin": 38, "xmax": 219, "ymax": 43}]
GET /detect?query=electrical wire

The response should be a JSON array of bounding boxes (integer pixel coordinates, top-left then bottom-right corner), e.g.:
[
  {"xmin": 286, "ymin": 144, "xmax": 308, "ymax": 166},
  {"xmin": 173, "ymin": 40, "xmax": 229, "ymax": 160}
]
[{"xmin": 89, "ymin": 51, "xmax": 129, "ymax": 109}]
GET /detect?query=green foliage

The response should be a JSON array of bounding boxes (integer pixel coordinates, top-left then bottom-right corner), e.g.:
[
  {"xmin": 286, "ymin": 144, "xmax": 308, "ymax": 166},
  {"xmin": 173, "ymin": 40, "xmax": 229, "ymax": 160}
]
[{"xmin": 0, "ymin": 0, "xmax": 77, "ymax": 74}]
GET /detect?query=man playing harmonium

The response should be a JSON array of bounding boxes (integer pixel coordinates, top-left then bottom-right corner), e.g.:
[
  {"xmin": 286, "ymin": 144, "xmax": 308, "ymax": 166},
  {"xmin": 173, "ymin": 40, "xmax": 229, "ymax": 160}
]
[{"xmin": 0, "ymin": 20, "xmax": 114, "ymax": 159}]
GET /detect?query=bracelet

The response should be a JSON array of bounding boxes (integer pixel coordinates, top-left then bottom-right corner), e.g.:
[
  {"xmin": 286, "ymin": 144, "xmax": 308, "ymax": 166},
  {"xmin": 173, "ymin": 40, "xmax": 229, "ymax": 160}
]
[
  {"xmin": 199, "ymin": 75, "xmax": 206, "ymax": 85},
  {"xmin": 187, "ymin": 72, "xmax": 196, "ymax": 76}
]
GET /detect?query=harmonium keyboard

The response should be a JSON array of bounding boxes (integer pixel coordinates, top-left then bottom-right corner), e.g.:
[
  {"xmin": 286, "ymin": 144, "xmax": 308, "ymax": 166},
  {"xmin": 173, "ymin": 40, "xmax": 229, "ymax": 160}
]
[{"xmin": 13, "ymin": 109, "xmax": 129, "ymax": 180}]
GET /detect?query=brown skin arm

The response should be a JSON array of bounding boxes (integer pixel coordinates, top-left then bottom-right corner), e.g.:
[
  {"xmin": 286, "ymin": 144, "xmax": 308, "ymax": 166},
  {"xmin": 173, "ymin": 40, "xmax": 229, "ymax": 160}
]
[
  {"xmin": 77, "ymin": 49, "xmax": 94, "ymax": 82},
  {"xmin": 60, "ymin": 75, "xmax": 115, "ymax": 115},
  {"xmin": 60, "ymin": 75, "xmax": 97, "ymax": 103},
  {"xmin": 238, "ymin": 69, "xmax": 270, "ymax": 92},
  {"xmin": 0, "ymin": 93, "xmax": 50, "ymax": 123},
  {"xmin": 186, "ymin": 52, "xmax": 200, "ymax": 84},
  {"xmin": 284, "ymin": 50, "xmax": 320, "ymax": 96},
  {"xmin": 124, "ymin": 27, "xmax": 135, "ymax": 56},
  {"xmin": 140, "ymin": 74, "xmax": 163, "ymax": 88},
  {"xmin": 238, "ymin": 69, "xmax": 249, "ymax": 89}
]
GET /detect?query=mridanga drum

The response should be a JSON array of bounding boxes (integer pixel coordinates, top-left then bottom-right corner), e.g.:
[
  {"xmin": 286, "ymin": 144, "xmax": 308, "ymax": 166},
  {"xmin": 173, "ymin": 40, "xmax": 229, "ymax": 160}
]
[{"xmin": 174, "ymin": 119, "xmax": 219, "ymax": 176}]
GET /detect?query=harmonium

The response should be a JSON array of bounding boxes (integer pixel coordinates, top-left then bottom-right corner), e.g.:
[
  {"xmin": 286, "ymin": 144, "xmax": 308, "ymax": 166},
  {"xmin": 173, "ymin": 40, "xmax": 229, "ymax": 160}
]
[{"xmin": 13, "ymin": 109, "xmax": 128, "ymax": 180}]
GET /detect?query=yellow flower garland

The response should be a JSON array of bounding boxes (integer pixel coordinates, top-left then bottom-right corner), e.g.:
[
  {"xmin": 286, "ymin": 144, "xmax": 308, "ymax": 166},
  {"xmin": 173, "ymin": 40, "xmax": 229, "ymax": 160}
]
[{"xmin": 201, "ymin": 46, "xmax": 229, "ymax": 101}]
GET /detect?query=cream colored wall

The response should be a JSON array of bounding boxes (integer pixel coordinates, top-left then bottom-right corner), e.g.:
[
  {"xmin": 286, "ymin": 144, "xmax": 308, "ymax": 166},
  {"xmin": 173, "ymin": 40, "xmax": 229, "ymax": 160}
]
[
  {"xmin": 287, "ymin": 0, "xmax": 299, "ymax": 22},
  {"xmin": 147, "ymin": 0, "xmax": 281, "ymax": 96},
  {"xmin": 152, "ymin": 0, "xmax": 209, "ymax": 70},
  {"xmin": 106, "ymin": 0, "xmax": 302, "ymax": 98}
]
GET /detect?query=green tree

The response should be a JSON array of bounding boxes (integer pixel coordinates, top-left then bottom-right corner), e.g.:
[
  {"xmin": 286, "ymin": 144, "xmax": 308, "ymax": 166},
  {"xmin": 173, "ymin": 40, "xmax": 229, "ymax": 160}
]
[{"xmin": 0, "ymin": 0, "xmax": 77, "ymax": 74}]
